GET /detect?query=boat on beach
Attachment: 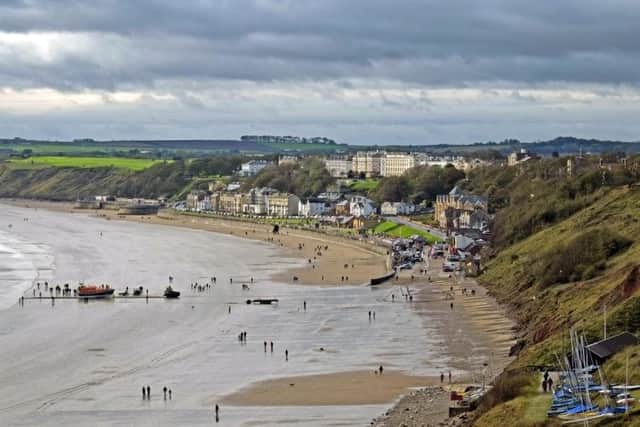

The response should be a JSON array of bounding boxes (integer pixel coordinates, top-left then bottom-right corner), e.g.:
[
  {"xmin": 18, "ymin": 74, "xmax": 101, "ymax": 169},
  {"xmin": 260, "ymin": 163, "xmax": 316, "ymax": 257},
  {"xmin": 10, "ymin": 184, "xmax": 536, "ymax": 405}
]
[
  {"xmin": 77, "ymin": 285, "xmax": 115, "ymax": 299},
  {"xmin": 164, "ymin": 286, "xmax": 180, "ymax": 298},
  {"xmin": 246, "ymin": 298, "xmax": 279, "ymax": 305}
]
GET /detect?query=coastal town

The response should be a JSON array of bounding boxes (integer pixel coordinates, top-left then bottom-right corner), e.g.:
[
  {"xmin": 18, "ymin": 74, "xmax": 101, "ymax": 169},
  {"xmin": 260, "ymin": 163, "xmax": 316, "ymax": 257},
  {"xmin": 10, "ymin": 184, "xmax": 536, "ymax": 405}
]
[
  {"xmin": 7, "ymin": 141, "xmax": 640, "ymax": 426},
  {"xmin": 3, "ymin": 1, "xmax": 640, "ymax": 425}
]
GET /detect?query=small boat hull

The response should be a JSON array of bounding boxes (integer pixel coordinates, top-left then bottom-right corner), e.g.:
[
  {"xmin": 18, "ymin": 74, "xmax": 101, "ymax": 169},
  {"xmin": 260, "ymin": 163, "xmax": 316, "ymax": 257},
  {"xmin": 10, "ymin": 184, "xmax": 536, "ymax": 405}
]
[
  {"xmin": 164, "ymin": 286, "xmax": 180, "ymax": 299},
  {"xmin": 78, "ymin": 289, "xmax": 115, "ymax": 299}
]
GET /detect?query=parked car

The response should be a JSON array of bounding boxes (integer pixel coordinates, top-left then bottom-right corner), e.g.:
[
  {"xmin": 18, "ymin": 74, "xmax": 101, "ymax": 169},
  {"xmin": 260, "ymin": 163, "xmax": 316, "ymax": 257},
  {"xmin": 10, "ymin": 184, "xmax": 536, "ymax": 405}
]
[{"xmin": 442, "ymin": 263, "xmax": 454, "ymax": 272}]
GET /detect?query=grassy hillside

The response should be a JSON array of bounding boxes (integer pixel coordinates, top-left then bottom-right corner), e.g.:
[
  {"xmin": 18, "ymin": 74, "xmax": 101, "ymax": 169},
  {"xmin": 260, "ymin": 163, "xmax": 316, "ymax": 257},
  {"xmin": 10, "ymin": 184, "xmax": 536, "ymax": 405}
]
[
  {"xmin": 0, "ymin": 161, "xmax": 189, "ymax": 200},
  {"xmin": 480, "ymin": 186, "xmax": 640, "ymax": 366},
  {"xmin": 462, "ymin": 159, "xmax": 640, "ymax": 425}
]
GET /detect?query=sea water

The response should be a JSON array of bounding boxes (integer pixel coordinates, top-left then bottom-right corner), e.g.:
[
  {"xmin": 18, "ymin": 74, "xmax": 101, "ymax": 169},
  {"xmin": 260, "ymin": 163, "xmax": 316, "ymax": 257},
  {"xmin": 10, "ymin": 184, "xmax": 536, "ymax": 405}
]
[{"xmin": 0, "ymin": 229, "xmax": 54, "ymax": 311}]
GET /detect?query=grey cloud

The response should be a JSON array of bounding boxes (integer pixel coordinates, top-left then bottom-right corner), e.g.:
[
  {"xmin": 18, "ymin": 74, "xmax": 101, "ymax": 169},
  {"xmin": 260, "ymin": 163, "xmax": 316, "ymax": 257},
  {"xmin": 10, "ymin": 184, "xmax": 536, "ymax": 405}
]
[
  {"xmin": 2, "ymin": 1, "xmax": 640, "ymax": 144},
  {"xmin": 1, "ymin": 1, "xmax": 640, "ymax": 90}
]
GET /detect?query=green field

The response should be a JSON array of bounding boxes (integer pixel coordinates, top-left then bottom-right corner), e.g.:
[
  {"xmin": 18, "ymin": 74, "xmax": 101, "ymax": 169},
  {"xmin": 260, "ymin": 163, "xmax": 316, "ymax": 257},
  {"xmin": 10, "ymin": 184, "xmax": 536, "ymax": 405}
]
[
  {"xmin": 372, "ymin": 220, "xmax": 441, "ymax": 243},
  {"xmin": 9, "ymin": 156, "xmax": 164, "ymax": 171},
  {"xmin": 349, "ymin": 179, "xmax": 380, "ymax": 192},
  {"xmin": 5, "ymin": 143, "xmax": 126, "ymax": 154}
]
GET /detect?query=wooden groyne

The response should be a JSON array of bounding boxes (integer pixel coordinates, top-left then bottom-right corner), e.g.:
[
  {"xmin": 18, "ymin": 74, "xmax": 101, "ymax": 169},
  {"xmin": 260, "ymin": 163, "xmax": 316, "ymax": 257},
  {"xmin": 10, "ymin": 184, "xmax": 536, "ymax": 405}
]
[
  {"xmin": 369, "ymin": 270, "xmax": 396, "ymax": 286},
  {"xmin": 117, "ymin": 205, "xmax": 159, "ymax": 215}
]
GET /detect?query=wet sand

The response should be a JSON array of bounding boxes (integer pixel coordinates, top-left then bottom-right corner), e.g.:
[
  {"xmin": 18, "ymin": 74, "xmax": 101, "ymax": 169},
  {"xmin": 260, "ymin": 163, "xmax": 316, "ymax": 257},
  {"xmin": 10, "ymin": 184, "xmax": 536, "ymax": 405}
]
[
  {"xmin": 6, "ymin": 200, "xmax": 390, "ymax": 286},
  {"xmin": 0, "ymin": 200, "xmax": 516, "ymax": 426}
]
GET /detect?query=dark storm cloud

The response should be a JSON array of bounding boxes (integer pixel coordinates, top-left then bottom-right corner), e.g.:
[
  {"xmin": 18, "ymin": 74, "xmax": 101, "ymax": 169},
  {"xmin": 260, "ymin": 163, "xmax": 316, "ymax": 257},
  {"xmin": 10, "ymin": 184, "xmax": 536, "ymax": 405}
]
[{"xmin": 1, "ymin": 0, "xmax": 640, "ymax": 90}]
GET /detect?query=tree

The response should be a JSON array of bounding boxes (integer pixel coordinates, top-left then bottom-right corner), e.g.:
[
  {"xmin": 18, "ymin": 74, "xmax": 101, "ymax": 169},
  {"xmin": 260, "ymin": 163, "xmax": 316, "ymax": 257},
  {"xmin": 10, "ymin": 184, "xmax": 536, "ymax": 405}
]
[
  {"xmin": 244, "ymin": 158, "xmax": 333, "ymax": 197},
  {"xmin": 404, "ymin": 165, "xmax": 465, "ymax": 203},
  {"xmin": 373, "ymin": 176, "xmax": 410, "ymax": 203}
]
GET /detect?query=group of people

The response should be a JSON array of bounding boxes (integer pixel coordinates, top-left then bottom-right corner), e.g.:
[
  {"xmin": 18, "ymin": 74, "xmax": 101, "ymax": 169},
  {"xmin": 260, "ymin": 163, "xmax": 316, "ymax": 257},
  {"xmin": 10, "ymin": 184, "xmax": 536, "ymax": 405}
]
[
  {"xmin": 439, "ymin": 371, "xmax": 453, "ymax": 384},
  {"xmin": 190, "ymin": 275, "xmax": 255, "ymax": 293},
  {"xmin": 239, "ymin": 335, "xmax": 289, "ymax": 361},
  {"xmin": 191, "ymin": 282, "xmax": 212, "ymax": 293},
  {"xmin": 31, "ymin": 281, "xmax": 76, "ymax": 298},
  {"xmin": 141, "ymin": 386, "xmax": 174, "ymax": 400}
]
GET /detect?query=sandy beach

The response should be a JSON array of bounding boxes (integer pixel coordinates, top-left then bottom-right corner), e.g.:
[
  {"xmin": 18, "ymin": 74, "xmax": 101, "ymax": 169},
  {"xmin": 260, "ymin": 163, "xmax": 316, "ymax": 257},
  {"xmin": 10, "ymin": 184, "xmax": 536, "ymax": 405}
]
[
  {"xmin": 223, "ymin": 370, "xmax": 438, "ymax": 406},
  {"xmin": 0, "ymin": 201, "xmax": 515, "ymax": 426}
]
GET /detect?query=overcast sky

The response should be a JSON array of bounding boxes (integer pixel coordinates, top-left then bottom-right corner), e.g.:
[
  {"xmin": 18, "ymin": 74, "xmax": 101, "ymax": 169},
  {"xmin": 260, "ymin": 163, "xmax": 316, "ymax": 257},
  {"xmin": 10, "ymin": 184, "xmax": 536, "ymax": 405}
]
[{"xmin": 1, "ymin": 0, "xmax": 639, "ymax": 144}]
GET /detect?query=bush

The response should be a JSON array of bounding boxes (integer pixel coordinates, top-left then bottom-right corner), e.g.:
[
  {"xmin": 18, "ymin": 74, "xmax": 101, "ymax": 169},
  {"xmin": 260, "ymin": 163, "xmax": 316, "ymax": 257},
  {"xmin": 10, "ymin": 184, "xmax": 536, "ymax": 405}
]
[
  {"xmin": 536, "ymin": 228, "xmax": 632, "ymax": 287},
  {"xmin": 476, "ymin": 370, "xmax": 533, "ymax": 414}
]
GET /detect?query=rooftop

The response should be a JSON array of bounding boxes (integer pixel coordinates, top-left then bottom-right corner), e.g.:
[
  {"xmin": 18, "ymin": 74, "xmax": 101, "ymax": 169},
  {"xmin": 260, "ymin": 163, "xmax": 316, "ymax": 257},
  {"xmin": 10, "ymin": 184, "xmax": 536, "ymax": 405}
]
[{"xmin": 586, "ymin": 332, "xmax": 639, "ymax": 359}]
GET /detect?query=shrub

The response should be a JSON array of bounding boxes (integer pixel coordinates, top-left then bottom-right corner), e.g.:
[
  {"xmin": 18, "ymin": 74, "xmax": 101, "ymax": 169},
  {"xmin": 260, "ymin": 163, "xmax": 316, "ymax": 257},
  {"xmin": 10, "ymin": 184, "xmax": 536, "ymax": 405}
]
[
  {"xmin": 476, "ymin": 370, "xmax": 533, "ymax": 414},
  {"xmin": 536, "ymin": 228, "xmax": 632, "ymax": 287}
]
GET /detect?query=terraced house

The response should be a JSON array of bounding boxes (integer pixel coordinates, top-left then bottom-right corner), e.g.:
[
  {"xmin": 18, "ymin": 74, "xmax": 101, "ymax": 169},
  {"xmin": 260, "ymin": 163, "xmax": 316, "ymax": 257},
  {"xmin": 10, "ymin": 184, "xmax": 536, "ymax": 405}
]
[
  {"xmin": 266, "ymin": 193, "xmax": 300, "ymax": 217},
  {"xmin": 435, "ymin": 186, "xmax": 489, "ymax": 232},
  {"xmin": 216, "ymin": 192, "xmax": 244, "ymax": 215}
]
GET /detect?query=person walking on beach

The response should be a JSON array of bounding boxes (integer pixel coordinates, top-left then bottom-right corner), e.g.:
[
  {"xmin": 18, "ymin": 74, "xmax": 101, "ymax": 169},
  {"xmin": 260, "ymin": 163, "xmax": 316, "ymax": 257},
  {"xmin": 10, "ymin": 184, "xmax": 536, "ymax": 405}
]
[
  {"xmin": 228, "ymin": 305, "xmax": 231, "ymax": 314},
  {"xmin": 379, "ymin": 365, "xmax": 383, "ymax": 375},
  {"xmin": 147, "ymin": 386, "xmax": 151, "ymax": 399},
  {"xmin": 303, "ymin": 300, "xmax": 306, "ymax": 311},
  {"xmin": 440, "ymin": 372, "xmax": 444, "ymax": 383},
  {"xmin": 169, "ymin": 389, "xmax": 172, "ymax": 400},
  {"xmin": 142, "ymin": 387, "xmax": 146, "ymax": 400},
  {"xmin": 163, "ymin": 386, "xmax": 167, "ymax": 400},
  {"xmin": 373, "ymin": 311, "xmax": 376, "ymax": 320},
  {"xmin": 368, "ymin": 311, "xmax": 371, "ymax": 321},
  {"xmin": 264, "ymin": 341, "xmax": 267, "ymax": 352},
  {"xmin": 270, "ymin": 341, "xmax": 274, "ymax": 352},
  {"xmin": 215, "ymin": 404, "xmax": 220, "ymax": 422},
  {"xmin": 285, "ymin": 349, "xmax": 289, "ymax": 361},
  {"xmin": 448, "ymin": 370, "xmax": 452, "ymax": 384}
]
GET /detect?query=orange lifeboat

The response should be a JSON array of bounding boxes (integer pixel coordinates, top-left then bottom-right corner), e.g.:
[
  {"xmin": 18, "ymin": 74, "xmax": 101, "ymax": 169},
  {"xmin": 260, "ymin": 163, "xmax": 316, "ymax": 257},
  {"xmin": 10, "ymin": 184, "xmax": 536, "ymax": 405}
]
[{"xmin": 78, "ymin": 284, "xmax": 115, "ymax": 299}]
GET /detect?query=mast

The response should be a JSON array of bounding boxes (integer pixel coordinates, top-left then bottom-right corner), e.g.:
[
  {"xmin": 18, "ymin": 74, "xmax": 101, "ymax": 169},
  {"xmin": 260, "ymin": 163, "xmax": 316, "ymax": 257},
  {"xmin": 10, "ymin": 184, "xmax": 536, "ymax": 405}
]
[
  {"xmin": 626, "ymin": 354, "xmax": 629, "ymax": 413},
  {"xmin": 604, "ymin": 304, "xmax": 607, "ymax": 340}
]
